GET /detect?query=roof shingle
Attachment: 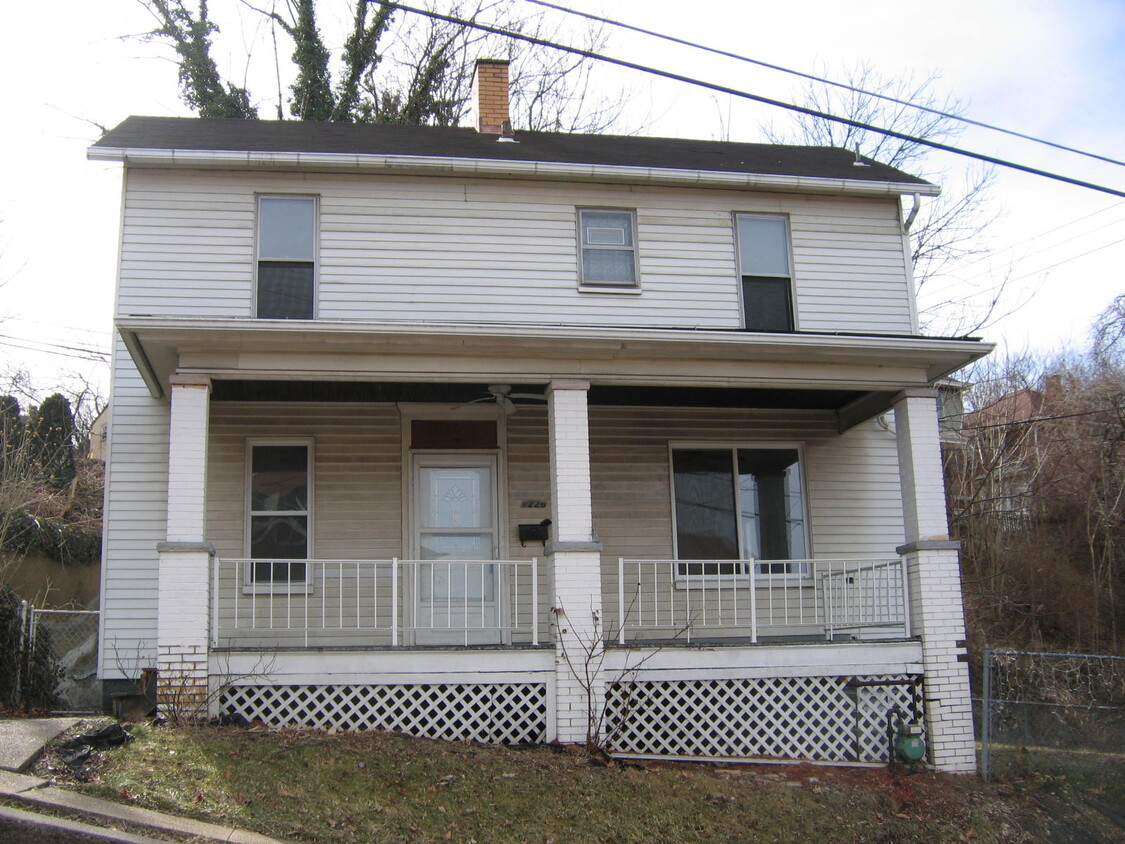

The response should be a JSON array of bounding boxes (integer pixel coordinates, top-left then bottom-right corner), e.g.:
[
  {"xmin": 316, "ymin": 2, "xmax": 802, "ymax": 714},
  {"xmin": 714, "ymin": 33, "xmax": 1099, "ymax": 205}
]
[{"xmin": 93, "ymin": 116, "xmax": 932, "ymax": 186}]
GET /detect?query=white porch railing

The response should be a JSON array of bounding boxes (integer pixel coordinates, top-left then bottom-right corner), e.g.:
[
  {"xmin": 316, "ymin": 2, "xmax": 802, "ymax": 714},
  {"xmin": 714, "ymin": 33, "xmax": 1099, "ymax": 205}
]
[
  {"xmin": 211, "ymin": 558, "xmax": 538, "ymax": 648},
  {"xmin": 615, "ymin": 558, "xmax": 911, "ymax": 644}
]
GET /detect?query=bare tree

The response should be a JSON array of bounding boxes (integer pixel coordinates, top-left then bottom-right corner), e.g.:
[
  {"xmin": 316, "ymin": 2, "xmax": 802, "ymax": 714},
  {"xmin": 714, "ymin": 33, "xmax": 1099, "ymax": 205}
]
[
  {"xmin": 950, "ymin": 323, "xmax": 1125, "ymax": 653},
  {"xmin": 764, "ymin": 64, "xmax": 1003, "ymax": 336},
  {"xmin": 1092, "ymin": 292, "xmax": 1125, "ymax": 369},
  {"xmin": 138, "ymin": 0, "xmax": 631, "ymax": 132}
]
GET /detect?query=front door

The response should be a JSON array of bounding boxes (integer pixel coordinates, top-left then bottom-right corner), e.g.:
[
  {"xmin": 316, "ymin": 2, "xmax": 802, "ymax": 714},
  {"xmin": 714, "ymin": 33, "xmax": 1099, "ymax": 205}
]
[{"xmin": 412, "ymin": 455, "xmax": 502, "ymax": 644}]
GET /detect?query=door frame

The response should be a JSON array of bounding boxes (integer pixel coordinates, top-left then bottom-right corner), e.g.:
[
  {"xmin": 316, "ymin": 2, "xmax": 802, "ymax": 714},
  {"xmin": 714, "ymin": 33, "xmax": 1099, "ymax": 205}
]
[{"xmin": 398, "ymin": 403, "xmax": 510, "ymax": 645}]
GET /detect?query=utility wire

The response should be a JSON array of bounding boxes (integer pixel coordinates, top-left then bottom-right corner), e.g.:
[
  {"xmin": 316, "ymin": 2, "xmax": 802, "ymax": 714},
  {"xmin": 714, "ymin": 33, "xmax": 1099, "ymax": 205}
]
[
  {"xmin": 524, "ymin": 0, "xmax": 1125, "ymax": 169},
  {"xmin": 948, "ymin": 200, "xmax": 1125, "ymax": 275},
  {"xmin": 375, "ymin": 2, "xmax": 1125, "ymax": 200},
  {"xmin": 952, "ymin": 233, "xmax": 1125, "ymax": 289},
  {"xmin": 962, "ymin": 403, "xmax": 1124, "ymax": 430},
  {"xmin": 0, "ymin": 335, "xmax": 110, "ymax": 363}
]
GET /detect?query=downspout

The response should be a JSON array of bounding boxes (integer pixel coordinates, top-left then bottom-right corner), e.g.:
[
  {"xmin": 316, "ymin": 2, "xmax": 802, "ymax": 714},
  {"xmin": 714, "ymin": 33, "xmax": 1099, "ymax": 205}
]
[
  {"xmin": 901, "ymin": 194, "xmax": 922, "ymax": 335},
  {"xmin": 904, "ymin": 193, "xmax": 922, "ymax": 232}
]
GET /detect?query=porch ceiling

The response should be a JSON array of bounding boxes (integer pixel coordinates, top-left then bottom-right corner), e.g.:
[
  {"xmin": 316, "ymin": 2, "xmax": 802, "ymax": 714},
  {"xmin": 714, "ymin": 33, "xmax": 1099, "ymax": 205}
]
[
  {"xmin": 211, "ymin": 379, "xmax": 872, "ymax": 413},
  {"xmin": 119, "ymin": 317, "xmax": 990, "ymax": 427}
]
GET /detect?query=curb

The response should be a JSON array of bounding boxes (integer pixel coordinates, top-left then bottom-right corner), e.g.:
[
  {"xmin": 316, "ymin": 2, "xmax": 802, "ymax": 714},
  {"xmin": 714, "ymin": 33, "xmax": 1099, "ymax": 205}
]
[
  {"xmin": 0, "ymin": 803, "xmax": 167, "ymax": 843},
  {"xmin": 0, "ymin": 769, "xmax": 287, "ymax": 844}
]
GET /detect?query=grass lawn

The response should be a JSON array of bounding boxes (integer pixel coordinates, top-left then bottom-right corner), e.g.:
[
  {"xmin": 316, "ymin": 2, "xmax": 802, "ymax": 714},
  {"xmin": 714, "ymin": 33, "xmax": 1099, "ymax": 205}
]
[{"xmin": 33, "ymin": 721, "xmax": 1125, "ymax": 843}]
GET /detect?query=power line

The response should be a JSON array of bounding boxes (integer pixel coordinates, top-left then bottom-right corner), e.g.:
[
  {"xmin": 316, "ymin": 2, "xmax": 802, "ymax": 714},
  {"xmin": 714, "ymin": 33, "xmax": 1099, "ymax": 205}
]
[
  {"xmin": 524, "ymin": 0, "xmax": 1125, "ymax": 170},
  {"xmin": 963, "ymin": 403, "xmax": 1123, "ymax": 431},
  {"xmin": 375, "ymin": 2, "xmax": 1125, "ymax": 200},
  {"xmin": 948, "ymin": 200, "xmax": 1125, "ymax": 275},
  {"xmin": 999, "ymin": 235, "xmax": 1125, "ymax": 285},
  {"xmin": 950, "ymin": 233, "xmax": 1125, "ymax": 290},
  {"xmin": 0, "ymin": 335, "xmax": 110, "ymax": 363},
  {"xmin": 3, "ymin": 315, "xmax": 113, "ymax": 338}
]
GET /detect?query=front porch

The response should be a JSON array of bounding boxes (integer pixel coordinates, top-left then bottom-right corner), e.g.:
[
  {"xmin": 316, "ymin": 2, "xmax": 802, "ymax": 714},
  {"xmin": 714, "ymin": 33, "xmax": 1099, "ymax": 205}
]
[
  {"xmin": 211, "ymin": 638, "xmax": 924, "ymax": 764},
  {"xmin": 209, "ymin": 555, "xmax": 911, "ymax": 649},
  {"xmin": 131, "ymin": 319, "xmax": 982, "ymax": 771}
]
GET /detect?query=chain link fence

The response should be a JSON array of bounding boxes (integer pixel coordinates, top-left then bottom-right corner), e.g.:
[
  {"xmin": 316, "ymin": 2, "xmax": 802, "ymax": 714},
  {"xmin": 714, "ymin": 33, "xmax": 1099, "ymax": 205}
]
[
  {"xmin": 30, "ymin": 608, "xmax": 100, "ymax": 712},
  {"xmin": 979, "ymin": 648, "xmax": 1125, "ymax": 782}
]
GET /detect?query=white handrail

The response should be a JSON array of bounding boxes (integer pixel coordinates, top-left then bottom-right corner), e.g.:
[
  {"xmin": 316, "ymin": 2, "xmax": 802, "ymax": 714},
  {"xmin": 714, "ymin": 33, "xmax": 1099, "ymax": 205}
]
[
  {"xmin": 616, "ymin": 557, "xmax": 908, "ymax": 644},
  {"xmin": 215, "ymin": 557, "xmax": 539, "ymax": 647}
]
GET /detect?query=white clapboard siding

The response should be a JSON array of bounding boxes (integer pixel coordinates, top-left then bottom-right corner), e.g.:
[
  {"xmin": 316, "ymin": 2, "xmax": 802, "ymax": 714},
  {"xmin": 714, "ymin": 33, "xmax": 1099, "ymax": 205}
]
[
  {"xmin": 182, "ymin": 403, "xmax": 906, "ymax": 649},
  {"xmin": 101, "ymin": 388, "xmax": 908, "ymax": 669},
  {"xmin": 205, "ymin": 403, "xmax": 906, "ymax": 565},
  {"xmin": 98, "ymin": 340, "xmax": 170, "ymax": 679},
  {"xmin": 207, "ymin": 402, "xmax": 403, "ymax": 561},
  {"xmin": 118, "ymin": 169, "xmax": 914, "ymax": 333}
]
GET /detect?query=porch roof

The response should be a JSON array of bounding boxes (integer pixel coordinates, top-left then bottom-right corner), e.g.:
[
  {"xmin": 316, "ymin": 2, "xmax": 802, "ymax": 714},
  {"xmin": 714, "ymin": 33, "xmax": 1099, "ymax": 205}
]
[{"xmin": 119, "ymin": 317, "xmax": 991, "ymax": 429}]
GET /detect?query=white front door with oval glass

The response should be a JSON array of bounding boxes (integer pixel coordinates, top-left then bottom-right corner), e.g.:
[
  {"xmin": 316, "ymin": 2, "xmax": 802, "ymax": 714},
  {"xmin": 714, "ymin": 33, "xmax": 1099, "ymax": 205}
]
[{"xmin": 412, "ymin": 455, "xmax": 502, "ymax": 645}]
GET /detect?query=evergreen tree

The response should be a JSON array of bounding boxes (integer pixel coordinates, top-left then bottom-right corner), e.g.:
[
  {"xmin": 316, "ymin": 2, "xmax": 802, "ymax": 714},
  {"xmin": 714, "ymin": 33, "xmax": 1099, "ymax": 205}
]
[
  {"xmin": 0, "ymin": 396, "xmax": 22, "ymax": 481},
  {"xmin": 29, "ymin": 394, "xmax": 76, "ymax": 491},
  {"xmin": 139, "ymin": 0, "xmax": 623, "ymax": 133}
]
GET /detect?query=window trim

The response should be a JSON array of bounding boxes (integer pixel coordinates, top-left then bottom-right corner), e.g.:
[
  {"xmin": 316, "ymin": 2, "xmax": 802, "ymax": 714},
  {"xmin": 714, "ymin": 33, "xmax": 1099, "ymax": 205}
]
[
  {"xmin": 667, "ymin": 441, "xmax": 812, "ymax": 585},
  {"xmin": 254, "ymin": 194, "xmax": 319, "ymax": 320},
  {"xmin": 576, "ymin": 207, "xmax": 640, "ymax": 290},
  {"xmin": 734, "ymin": 212, "xmax": 797, "ymax": 332},
  {"xmin": 243, "ymin": 437, "xmax": 315, "ymax": 594}
]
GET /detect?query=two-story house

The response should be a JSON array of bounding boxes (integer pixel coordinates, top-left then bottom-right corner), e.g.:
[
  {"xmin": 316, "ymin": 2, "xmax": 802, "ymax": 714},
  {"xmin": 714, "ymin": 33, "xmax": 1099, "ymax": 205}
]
[{"xmin": 89, "ymin": 60, "xmax": 989, "ymax": 772}]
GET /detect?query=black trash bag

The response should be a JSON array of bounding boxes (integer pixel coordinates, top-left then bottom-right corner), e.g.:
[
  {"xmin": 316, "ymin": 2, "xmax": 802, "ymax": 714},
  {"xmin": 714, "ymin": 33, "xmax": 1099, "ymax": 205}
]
[{"xmin": 57, "ymin": 724, "xmax": 135, "ymax": 766}]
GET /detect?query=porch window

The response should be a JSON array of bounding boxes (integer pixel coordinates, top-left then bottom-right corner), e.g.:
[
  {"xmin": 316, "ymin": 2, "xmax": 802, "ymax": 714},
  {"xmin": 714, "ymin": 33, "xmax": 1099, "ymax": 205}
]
[
  {"xmin": 672, "ymin": 447, "xmax": 807, "ymax": 575},
  {"xmin": 737, "ymin": 214, "xmax": 794, "ymax": 331},
  {"xmin": 246, "ymin": 441, "xmax": 312, "ymax": 586},
  {"xmin": 256, "ymin": 195, "xmax": 316, "ymax": 319},
  {"xmin": 578, "ymin": 208, "xmax": 638, "ymax": 287}
]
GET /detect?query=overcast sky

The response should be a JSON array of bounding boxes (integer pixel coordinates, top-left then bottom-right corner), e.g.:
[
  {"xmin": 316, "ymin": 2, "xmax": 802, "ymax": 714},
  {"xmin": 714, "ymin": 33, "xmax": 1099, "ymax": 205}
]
[{"xmin": 1, "ymin": 0, "xmax": 1122, "ymax": 400}]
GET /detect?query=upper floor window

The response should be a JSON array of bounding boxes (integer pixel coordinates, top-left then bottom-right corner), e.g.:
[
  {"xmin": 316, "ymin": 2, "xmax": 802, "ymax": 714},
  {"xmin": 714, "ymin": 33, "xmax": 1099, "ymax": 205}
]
[
  {"xmin": 257, "ymin": 196, "xmax": 316, "ymax": 319},
  {"xmin": 578, "ymin": 208, "xmax": 638, "ymax": 288},
  {"xmin": 737, "ymin": 214, "xmax": 793, "ymax": 332}
]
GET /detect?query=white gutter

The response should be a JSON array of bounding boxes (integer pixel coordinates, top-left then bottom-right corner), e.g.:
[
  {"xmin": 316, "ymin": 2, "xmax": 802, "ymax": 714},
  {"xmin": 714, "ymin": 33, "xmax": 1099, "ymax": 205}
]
[
  {"xmin": 117, "ymin": 315, "xmax": 982, "ymax": 354},
  {"xmin": 88, "ymin": 146, "xmax": 941, "ymax": 198}
]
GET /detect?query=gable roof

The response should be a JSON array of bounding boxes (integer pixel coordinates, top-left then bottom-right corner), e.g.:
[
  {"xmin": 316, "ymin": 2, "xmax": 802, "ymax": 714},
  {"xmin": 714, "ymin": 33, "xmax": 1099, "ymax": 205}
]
[{"xmin": 91, "ymin": 116, "xmax": 936, "ymax": 195}]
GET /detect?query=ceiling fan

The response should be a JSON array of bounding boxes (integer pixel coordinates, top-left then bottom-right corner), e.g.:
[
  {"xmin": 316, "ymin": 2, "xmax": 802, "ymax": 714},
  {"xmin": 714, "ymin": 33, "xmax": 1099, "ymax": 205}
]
[{"xmin": 459, "ymin": 384, "xmax": 548, "ymax": 414}]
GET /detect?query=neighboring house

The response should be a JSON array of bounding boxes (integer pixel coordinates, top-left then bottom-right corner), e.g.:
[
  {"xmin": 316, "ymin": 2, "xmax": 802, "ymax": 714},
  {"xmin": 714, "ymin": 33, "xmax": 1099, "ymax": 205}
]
[
  {"xmin": 89, "ymin": 61, "xmax": 990, "ymax": 772},
  {"xmin": 953, "ymin": 377, "xmax": 1061, "ymax": 530}
]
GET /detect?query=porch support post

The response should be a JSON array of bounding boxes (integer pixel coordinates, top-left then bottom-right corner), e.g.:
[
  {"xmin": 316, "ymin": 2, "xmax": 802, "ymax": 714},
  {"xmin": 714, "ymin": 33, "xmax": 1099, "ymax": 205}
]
[
  {"xmin": 893, "ymin": 388, "xmax": 976, "ymax": 773},
  {"xmin": 156, "ymin": 375, "xmax": 213, "ymax": 717},
  {"xmin": 545, "ymin": 379, "xmax": 605, "ymax": 747}
]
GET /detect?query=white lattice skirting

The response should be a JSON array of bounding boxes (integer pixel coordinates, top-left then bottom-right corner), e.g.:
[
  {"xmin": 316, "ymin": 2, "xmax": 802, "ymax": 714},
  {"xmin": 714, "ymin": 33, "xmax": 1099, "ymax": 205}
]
[
  {"xmin": 220, "ymin": 683, "xmax": 548, "ymax": 744},
  {"xmin": 605, "ymin": 675, "xmax": 924, "ymax": 763}
]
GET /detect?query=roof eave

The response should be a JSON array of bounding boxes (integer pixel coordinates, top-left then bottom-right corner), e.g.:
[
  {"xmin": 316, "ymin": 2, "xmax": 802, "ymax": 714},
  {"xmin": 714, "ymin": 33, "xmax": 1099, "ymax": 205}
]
[
  {"xmin": 87, "ymin": 146, "xmax": 940, "ymax": 197},
  {"xmin": 117, "ymin": 316, "xmax": 990, "ymax": 399}
]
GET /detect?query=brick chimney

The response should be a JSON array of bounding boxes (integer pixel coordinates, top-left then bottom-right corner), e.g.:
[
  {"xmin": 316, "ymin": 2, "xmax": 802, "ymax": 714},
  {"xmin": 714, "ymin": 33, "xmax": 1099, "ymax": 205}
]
[{"xmin": 472, "ymin": 59, "xmax": 511, "ymax": 135}]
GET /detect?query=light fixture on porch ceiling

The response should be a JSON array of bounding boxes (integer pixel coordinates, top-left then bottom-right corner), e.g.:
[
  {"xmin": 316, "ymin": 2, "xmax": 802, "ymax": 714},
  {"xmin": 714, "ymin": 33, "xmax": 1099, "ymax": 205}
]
[{"xmin": 458, "ymin": 384, "xmax": 547, "ymax": 414}]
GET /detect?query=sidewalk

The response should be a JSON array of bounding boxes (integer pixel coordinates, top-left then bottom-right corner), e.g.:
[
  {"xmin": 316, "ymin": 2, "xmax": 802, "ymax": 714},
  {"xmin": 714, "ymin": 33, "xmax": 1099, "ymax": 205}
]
[{"xmin": 0, "ymin": 719, "xmax": 286, "ymax": 844}]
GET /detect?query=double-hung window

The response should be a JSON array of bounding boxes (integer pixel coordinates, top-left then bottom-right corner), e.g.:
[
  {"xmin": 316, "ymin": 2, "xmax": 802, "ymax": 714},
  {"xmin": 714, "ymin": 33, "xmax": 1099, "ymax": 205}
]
[
  {"xmin": 578, "ymin": 208, "xmax": 638, "ymax": 288},
  {"xmin": 737, "ymin": 214, "xmax": 794, "ymax": 331},
  {"xmin": 256, "ymin": 196, "xmax": 316, "ymax": 319},
  {"xmin": 246, "ymin": 441, "xmax": 312, "ymax": 588},
  {"xmin": 672, "ymin": 446, "xmax": 808, "ymax": 576}
]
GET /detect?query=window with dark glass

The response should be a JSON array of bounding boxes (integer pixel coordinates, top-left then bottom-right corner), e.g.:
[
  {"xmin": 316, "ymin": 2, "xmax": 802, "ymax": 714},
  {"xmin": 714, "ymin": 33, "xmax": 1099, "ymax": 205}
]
[
  {"xmin": 578, "ymin": 208, "xmax": 638, "ymax": 287},
  {"xmin": 737, "ymin": 215, "xmax": 793, "ymax": 331},
  {"xmin": 248, "ymin": 443, "xmax": 310, "ymax": 584},
  {"xmin": 257, "ymin": 196, "xmax": 316, "ymax": 319},
  {"xmin": 673, "ymin": 447, "xmax": 807, "ymax": 575}
]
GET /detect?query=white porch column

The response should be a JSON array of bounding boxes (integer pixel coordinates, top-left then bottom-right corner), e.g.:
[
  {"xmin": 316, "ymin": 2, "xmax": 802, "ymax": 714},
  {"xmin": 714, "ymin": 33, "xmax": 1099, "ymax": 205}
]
[
  {"xmin": 156, "ymin": 375, "xmax": 214, "ymax": 716},
  {"xmin": 546, "ymin": 379, "xmax": 604, "ymax": 746},
  {"xmin": 893, "ymin": 388, "xmax": 976, "ymax": 773}
]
